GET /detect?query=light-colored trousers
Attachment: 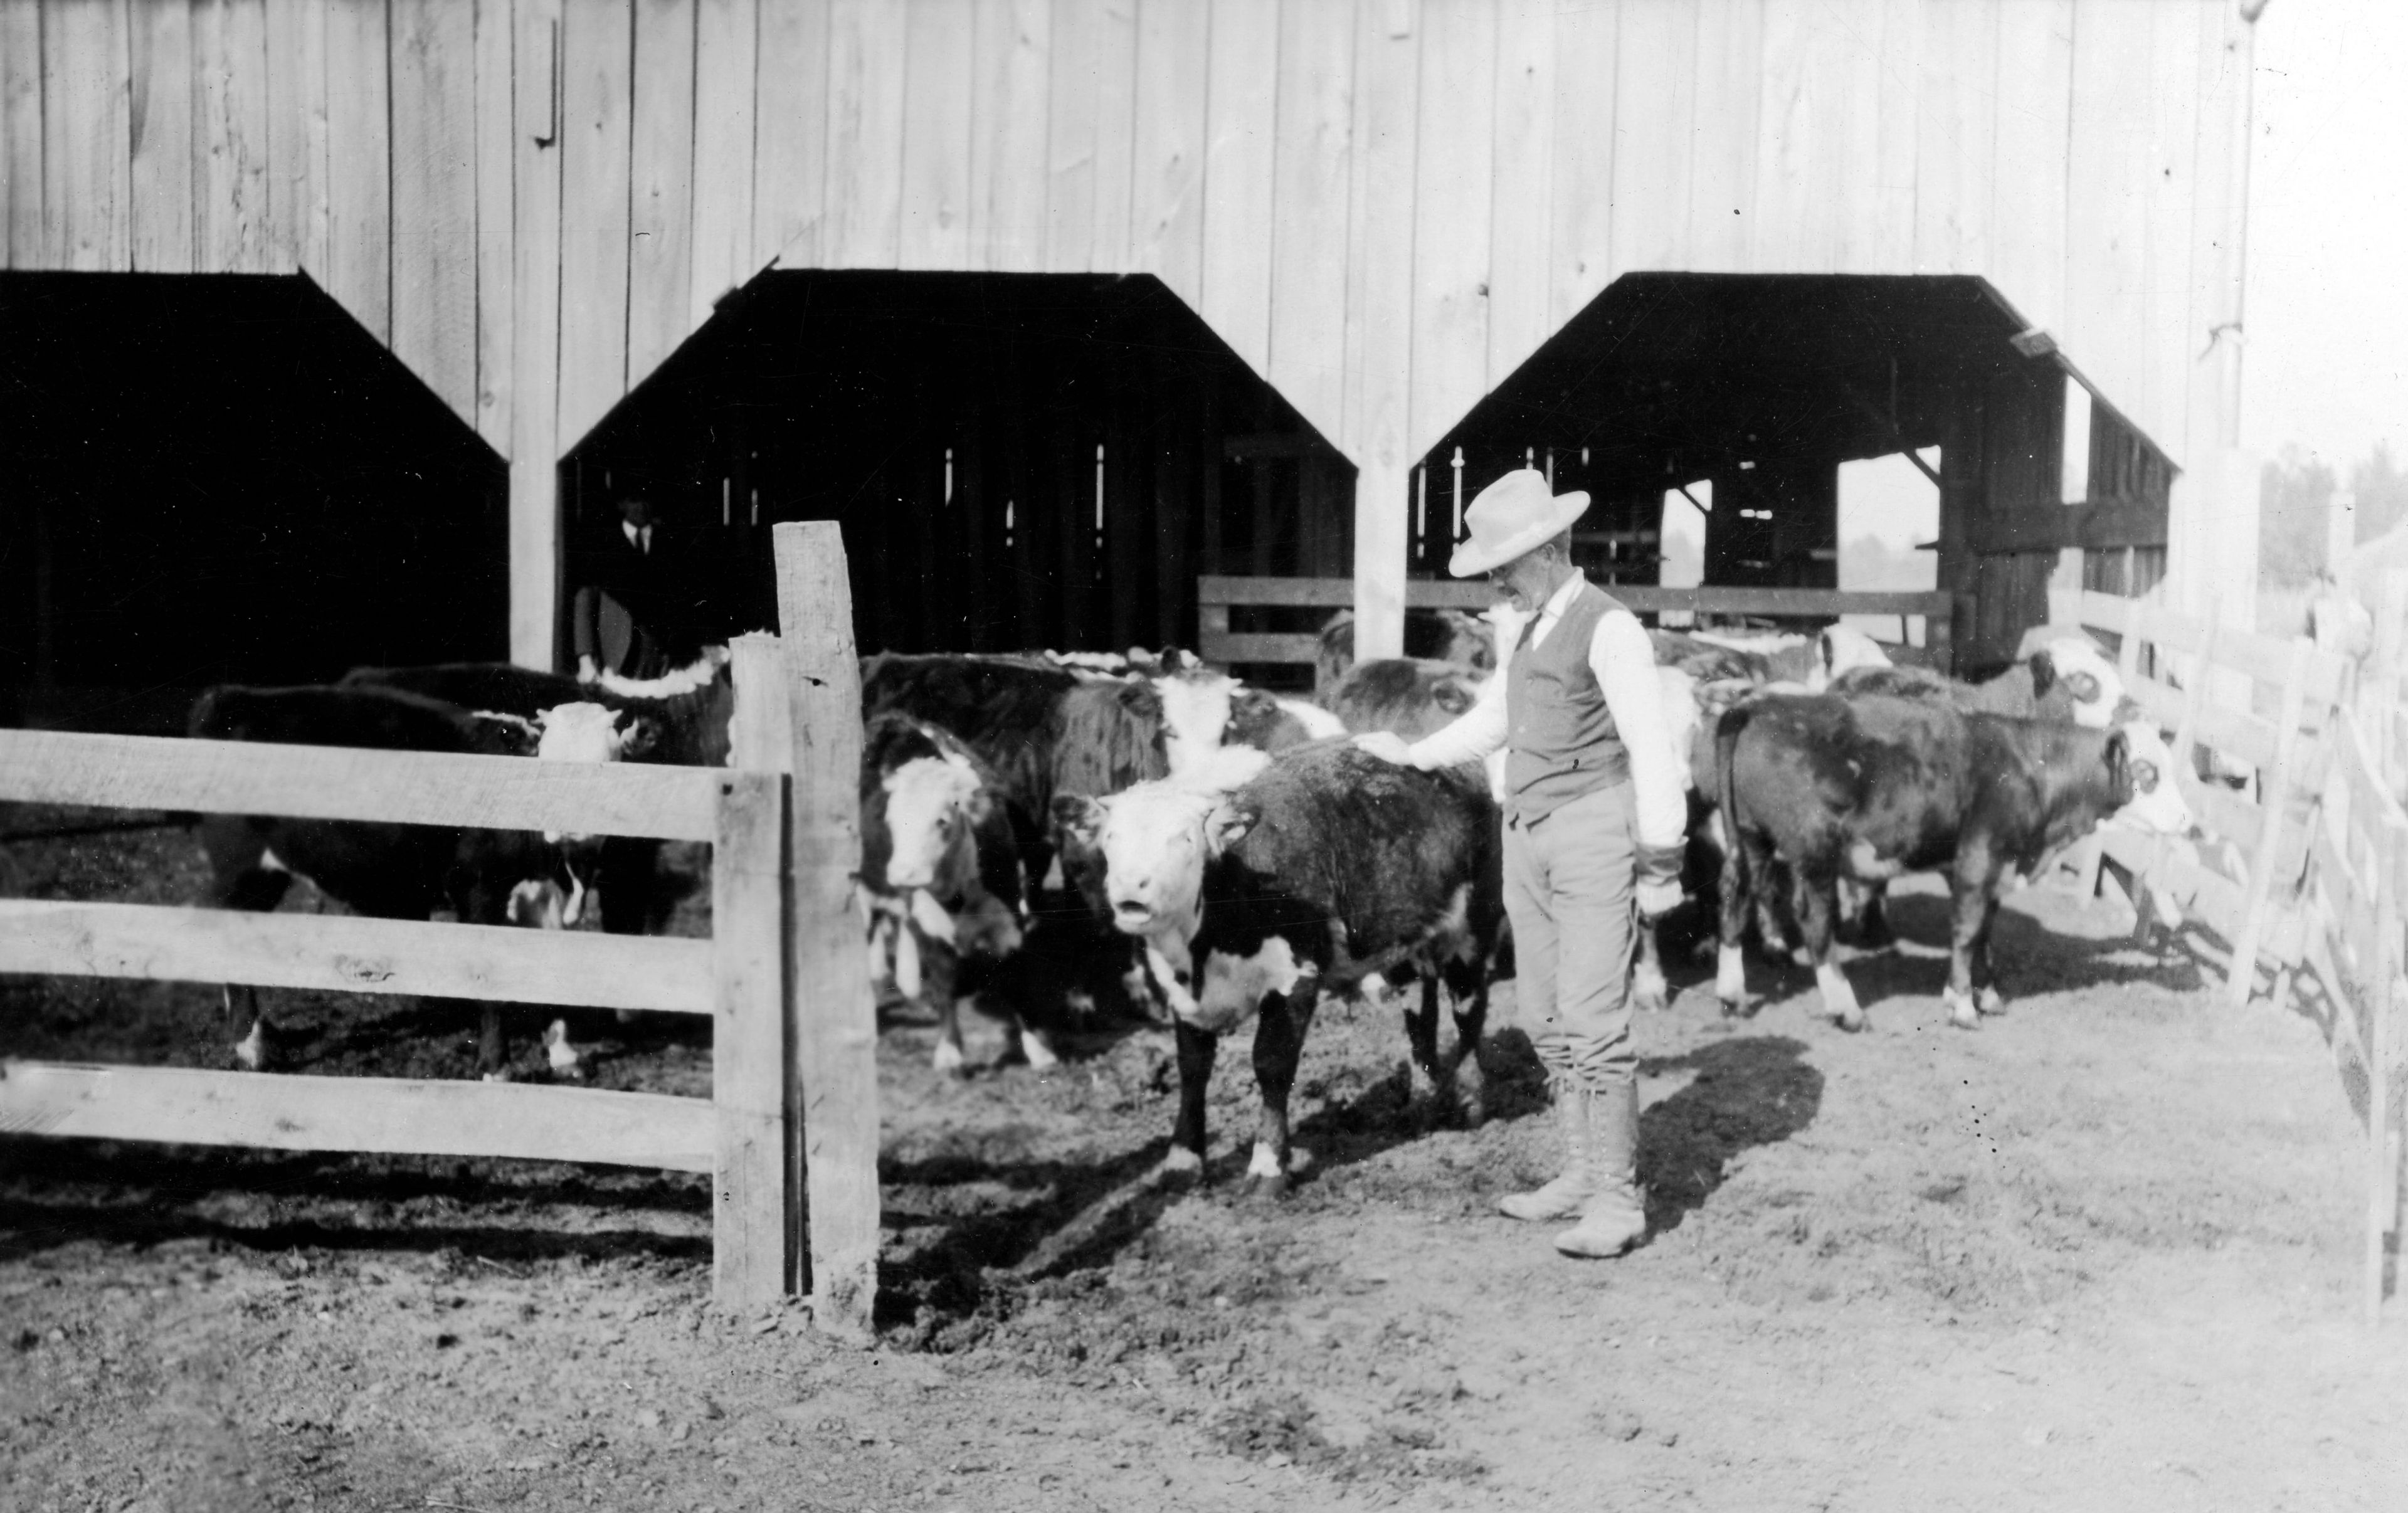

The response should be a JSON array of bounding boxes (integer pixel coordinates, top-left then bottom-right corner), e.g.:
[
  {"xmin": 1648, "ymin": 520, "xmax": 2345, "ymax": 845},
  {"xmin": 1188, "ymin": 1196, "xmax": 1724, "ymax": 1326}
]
[{"xmin": 1502, "ymin": 781, "xmax": 1639, "ymax": 1092}]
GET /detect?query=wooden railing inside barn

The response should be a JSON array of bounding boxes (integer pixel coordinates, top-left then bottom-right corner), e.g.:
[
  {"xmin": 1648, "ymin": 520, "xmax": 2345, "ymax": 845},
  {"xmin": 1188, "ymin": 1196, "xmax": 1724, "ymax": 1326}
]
[
  {"xmin": 1199, "ymin": 576, "xmax": 1965, "ymax": 687},
  {"xmin": 2046, "ymin": 588, "xmax": 2402, "ymax": 1324},
  {"xmin": 0, "ymin": 523, "xmax": 880, "ymax": 1341}
]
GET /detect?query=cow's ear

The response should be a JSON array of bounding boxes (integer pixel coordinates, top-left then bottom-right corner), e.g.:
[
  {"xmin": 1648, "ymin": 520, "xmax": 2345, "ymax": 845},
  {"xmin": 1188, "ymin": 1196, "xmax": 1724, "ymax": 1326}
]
[
  {"xmin": 2028, "ymin": 649, "xmax": 2057, "ymax": 699},
  {"xmin": 1208, "ymin": 801, "xmax": 1259, "ymax": 855},
  {"xmin": 1434, "ymin": 678, "xmax": 1476, "ymax": 717},
  {"xmin": 1052, "ymin": 794, "xmax": 1106, "ymax": 846}
]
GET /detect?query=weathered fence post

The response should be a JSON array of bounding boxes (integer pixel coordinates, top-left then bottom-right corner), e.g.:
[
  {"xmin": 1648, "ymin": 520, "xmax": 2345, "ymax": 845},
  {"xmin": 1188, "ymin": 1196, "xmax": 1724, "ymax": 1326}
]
[
  {"xmin": 771, "ymin": 523, "xmax": 880, "ymax": 1341},
  {"xmin": 716, "ymin": 635, "xmax": 798, "ymax": 1307}
]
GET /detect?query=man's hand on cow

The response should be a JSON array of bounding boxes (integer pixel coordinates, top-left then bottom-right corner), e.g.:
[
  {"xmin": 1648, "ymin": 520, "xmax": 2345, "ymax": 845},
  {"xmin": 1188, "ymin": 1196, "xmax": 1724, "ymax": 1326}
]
[
  {"xmin": 1636, "ymin": 878, "xmax": 1686, "ymax": 920},
  {"xmin": 1352, "ymin": 731, "xmax": 1418, "ymax": 766}
]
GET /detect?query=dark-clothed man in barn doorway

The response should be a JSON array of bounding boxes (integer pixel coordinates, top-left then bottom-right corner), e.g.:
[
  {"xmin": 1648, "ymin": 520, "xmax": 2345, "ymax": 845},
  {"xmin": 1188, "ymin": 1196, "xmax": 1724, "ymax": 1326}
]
[
  {"xmin": 573, "ymin": 484, "xmax": 690, "ymax": 682},
  {"xmin": 1357, "ymin": 470, "xmax": 1686, "ymax": 1259}
]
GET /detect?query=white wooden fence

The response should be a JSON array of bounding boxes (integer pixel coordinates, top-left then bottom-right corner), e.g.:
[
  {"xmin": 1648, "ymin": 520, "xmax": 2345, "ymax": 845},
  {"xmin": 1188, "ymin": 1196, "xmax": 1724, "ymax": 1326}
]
[
  {"xmin": 0, "ymin": 522, "xmax": 879, "ymax": 1339},
  {"xmin": 2049, "ymin": 587, "xmax": 2402, "ymax": 1324}
]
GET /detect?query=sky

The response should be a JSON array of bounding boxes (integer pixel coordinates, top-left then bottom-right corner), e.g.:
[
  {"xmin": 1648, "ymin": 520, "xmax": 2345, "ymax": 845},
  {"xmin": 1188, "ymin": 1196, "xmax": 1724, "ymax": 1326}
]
[{"xmin": 2241, "ymin": 0, "xmax": 2408, "ymax": 472}]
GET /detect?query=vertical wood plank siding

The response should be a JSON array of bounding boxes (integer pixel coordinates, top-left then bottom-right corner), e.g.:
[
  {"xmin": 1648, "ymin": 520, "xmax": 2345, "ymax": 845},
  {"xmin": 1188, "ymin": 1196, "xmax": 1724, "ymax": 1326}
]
[
  {"xmin": 2, "ymin": 0, "xmax": 44, "ymax": 266},
  {"xmin": 1129, "ymin": 0, "xmax": 1209, "ymax": 308},
  {"xmin": 42, "ymin": 0, "xmax": 130, "ymax": 271},
  {"xmin": 128, "ymin": 0, "xmax": 194, "ymax": 271},
  {"xmin": 196, "ymin": 0, "xmax": 272, "ymax": 273},
  {"xmin": 751, "ymin": 0, "xmax": 828, "ymax": 268},
  {"xmin": 687, "ymin": 0, "xmax": 754, "ymax": 322},
  {"xmin": 8, "ymin": 0, "xmax": 2256, "ymax": 642},
  {"xmin": 1266, "ymin": 0, "xmax": 1352, "ymax": 448},
  {"xmin": 555, "ymin": 0, "xmax": 633, "ymax": 446},
  {"xmin": 897, "ymin": 0, "xmax": 973, "ymax": 271},
  {"xmin": 472, "ymin": 0, "xmax": 514, "ymax": 448},
  {"xmin": 322, "ymin": 0, "xmax": 389, "ymax": 340},
  {"xmin": 625, "ymin": 0, "xmax": 695, "ymax": 392},
  {"xmin": 390, "ymin": 0, "xmax": 477, "ymax": 424}
]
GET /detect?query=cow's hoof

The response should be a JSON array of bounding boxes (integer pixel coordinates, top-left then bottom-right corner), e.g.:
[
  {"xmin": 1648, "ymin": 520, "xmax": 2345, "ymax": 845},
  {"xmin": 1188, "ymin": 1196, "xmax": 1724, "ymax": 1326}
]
[
  {"xmin": 1020, "ymin": 1032, "xmax": 1062, "ymax": 1071},
  {"xmin": 1716, "ymin": 993, "xmax": 1746, "ymax": 1020},
  {"xmin": 1975, "ymin": 986, "xmax": 2005, "ymax": 1017},
  {"xmin": 480, "ymin": 1067, "xmax": 517, "ymax": 1083},
  {"xmin": 1814, "ymin": 964, "xmax": 1866, "ymax": 1033},
  {"xmin": 1632, "ymin": 965, "xmax": 1669, "ymax": 1014},
  {"xmin": 231, "ymin": 1026, "xmax": 268, "ymax": 1072},
  {"xmin": 1943, "ymin": 989, "xmax": 1981, "ymax": 1030},
  {"xmin": 543, "ymin": 1020, "xmax": 584, "ymax": 1079},
  {"xmin": 1158, "ymin": 1146, "xmax": 1205, "ymax": 1185},
  {"xmin": 931, "ymin": 1040, "xmax": 968, "ymax": 1079}
]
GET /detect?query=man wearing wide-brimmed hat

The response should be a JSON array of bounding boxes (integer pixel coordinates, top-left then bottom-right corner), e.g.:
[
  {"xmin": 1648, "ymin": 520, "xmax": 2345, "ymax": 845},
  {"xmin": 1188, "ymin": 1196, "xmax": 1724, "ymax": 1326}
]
[{"xmin": 1356, "ymin": 469, "xmax": 1686, "ymax": 1259}]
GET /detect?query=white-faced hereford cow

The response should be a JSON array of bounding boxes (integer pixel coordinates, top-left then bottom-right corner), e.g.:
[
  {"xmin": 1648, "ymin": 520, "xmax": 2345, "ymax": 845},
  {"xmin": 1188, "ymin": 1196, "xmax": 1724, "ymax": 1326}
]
[
  {"xmin": 1056, "ymin": 741, "xmax": 1504, "ymax": 1193},
  {"xmin": 339, "ymin": 654, "xmax": 737, "ymax": 937},
  {"xmin": 858, "ymin": 712, "xmax": 1051, "ymax": 1074},
  {"xmin": 1710, "ymin": 692, "xmax": 2138, "ymax": 1032},
  {"xmin": 187, "ymin": 683, "xmax": 632, "ymax": 1078}
]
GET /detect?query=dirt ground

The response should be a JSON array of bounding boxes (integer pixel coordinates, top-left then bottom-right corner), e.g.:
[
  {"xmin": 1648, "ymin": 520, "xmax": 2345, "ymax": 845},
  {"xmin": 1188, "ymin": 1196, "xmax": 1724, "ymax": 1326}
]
[{"xmin": 4, "ymin": 811, "xmax": 2406, "ymax": 1512}]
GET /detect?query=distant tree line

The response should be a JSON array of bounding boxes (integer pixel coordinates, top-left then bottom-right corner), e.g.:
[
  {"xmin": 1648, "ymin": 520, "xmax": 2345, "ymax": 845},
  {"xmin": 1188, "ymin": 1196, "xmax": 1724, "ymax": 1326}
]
[{"xmin": 2259, "ymin": 442, "xmax": 2408, "ymax": 586}]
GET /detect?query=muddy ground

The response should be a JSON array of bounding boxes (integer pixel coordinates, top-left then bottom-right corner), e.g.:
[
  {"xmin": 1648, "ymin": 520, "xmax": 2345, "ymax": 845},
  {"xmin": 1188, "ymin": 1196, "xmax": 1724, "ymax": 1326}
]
[{"xmin": 4, "ymin": 811, "xmax": 2405, "ymax": 1512}]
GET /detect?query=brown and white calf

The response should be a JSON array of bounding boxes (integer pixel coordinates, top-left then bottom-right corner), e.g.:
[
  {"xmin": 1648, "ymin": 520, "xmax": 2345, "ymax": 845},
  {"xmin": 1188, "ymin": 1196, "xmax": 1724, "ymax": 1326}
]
[
  {"xmin": 858, "ymin": 714, "xmax": 1040, "ymax": 1075},
  {"xmin": 1055, "ymin": 742, "xmax": 1504, "ymax": 1192}
]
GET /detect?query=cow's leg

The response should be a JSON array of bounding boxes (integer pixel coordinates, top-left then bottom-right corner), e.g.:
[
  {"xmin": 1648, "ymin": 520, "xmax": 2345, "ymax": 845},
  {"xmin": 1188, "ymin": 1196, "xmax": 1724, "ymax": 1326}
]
[
  {"xmin": 1443, "ymin": 954, "xmax": 1491, "ymax": 1129},
  {"xmin": 1633, "ymin": 917, "xmax": 1670, "ymax": 1013},
  {"xmin": 921, "ymin": 930, "xmax": 968, "ymax": 1077},
  {"xmin": 1402, "ymin": 974, "xmax": 1444, "ymax": 1119},
  {"xmin": 1970, "ymin": 891, "xmax": 2007, "ymax": 1018},
  {"xmin": 1247, "ymin": 989, "xmax": 1318, "ymax": 1196},
  {"xmin": 206, "ymin": 844, "xmax": 293, "ymax": 1070},
  {"xmin": 1852, "ymin": 880, "xmax": 1895, "ymax": 951},
  {"xmin": 1164, "ymin": 1018, "xmax": 1217, "ymax": 1180},
  {"xmin": 1943, "ymin": 858, "xmax": 2003, "ymax": 1030},
  {"xmin": 1793, "ymin": 867, "xmax": 1863, "ymax": 1031},
  {"xmin": 1714, "ymin": 826, "xmax": 1763, "ymax": 1016}
]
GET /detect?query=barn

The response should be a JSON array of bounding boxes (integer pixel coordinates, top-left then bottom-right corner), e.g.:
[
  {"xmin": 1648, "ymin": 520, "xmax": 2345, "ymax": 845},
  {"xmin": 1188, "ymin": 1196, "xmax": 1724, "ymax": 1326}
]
[{"xmin": 0, "ymin": 0, "xmax": 2259, "ymax": 713}]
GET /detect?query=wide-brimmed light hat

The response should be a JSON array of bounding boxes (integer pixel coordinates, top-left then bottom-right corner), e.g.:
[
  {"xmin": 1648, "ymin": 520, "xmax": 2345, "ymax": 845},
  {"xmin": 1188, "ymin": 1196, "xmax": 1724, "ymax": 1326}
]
[{"xmin": 1447, "ymin": 469, "xmax": 1591, "ymax": 577}]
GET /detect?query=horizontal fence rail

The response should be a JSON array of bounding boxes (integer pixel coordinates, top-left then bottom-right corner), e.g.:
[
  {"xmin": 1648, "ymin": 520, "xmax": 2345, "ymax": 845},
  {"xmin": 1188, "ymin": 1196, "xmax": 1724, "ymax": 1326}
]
[
  {"xmin": 2, "ymin": 729, "xmax": 722, "ymax": 843},
  {"xmin": 0, "ymin": 1062, "xmax": 716, "ymax": 1173},
  {"xmin": 0, "ymin": 524, "xmax": 872, "ymax": 1331},
  {"xmin": 0, "ymin": 899, "xmax": 714, "ymax": 1015}
]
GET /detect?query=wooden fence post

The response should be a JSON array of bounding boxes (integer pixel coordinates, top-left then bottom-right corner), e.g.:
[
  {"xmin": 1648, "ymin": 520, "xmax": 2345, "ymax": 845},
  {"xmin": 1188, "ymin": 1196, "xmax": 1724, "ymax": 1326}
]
[
  {"xmin": 771, "ymin": 522, "xmax": 880, "ymax": 1342},
  {"xmin": 710, "ymin": 766, "xmax": 792, "ymax": 1307},
  {"xmin": 717, "ymin": 633, "xmax": 799, "ymax": 1309}
]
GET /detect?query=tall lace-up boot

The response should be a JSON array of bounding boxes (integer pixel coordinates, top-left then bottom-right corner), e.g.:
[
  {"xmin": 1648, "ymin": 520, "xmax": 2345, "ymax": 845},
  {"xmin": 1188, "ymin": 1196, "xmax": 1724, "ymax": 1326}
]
[
  {"xmin": 1553, "ymin": 1078, "xmax": 1648, "ymax": 1258},
  {"xmin": 1498, "ymin": 1074, "xmax": 1596, "ymax": 1221}
]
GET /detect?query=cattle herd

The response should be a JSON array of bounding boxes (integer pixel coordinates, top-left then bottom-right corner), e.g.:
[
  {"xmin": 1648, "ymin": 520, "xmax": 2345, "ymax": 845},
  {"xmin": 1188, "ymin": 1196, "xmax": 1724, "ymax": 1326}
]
[{"xmin": 181, "ymin": 598, "xmax": 2191, "ymax": 1193}]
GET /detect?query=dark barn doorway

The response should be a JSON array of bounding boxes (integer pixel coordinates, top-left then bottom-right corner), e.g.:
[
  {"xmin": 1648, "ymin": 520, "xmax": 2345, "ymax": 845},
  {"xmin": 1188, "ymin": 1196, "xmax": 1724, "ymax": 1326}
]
[
  {"xmin": 1420, "ymin": 274, "xmax": 2173, "ymax": 670},
  {"xmin": 564, "ymin": 271, "xmax": 1351, "ymax": 660},
  {"xmin": 0, "ymin": 273, "xmax": 507, "ymax": 732}
]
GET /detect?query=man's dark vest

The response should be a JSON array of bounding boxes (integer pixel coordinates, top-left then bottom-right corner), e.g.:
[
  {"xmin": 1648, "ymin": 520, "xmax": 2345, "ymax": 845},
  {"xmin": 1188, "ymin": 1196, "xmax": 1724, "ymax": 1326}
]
[{"xmin": 1504, "ymin": 577, "xmax": 1631, "ymax": 824}]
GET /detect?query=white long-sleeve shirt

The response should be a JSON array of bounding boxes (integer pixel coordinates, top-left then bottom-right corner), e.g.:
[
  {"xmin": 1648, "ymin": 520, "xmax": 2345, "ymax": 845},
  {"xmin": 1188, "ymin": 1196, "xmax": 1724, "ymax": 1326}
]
[{"xmin": 1407, "ymin": 573, "xmax": 1688, "ymax": 853}]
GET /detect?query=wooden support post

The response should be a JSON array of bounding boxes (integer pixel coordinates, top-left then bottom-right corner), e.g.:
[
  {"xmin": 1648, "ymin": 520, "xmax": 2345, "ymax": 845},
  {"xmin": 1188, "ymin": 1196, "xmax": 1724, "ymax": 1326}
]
[
  {"xmin": 771, "ymin": 522, "xmax": 879, "ymax": 1342},
  {"xmin": 1351, "ymin": 458, "xmax": 1408, "ymax": 661},
  {"xmin": 712, "ymin": 765, "xmax": 793, "ymax": 1308},
  {"xmin": 2230, "ymin": 636, "xmax": 2312, "ymax": 1006},
  {"xmin": 2373, "ymin": 809, "xmax": 2408, "ymax": 1325}
]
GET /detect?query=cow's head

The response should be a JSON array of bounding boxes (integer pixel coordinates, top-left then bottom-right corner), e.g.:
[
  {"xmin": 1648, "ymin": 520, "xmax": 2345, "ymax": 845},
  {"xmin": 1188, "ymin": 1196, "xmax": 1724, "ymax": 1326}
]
[
  {"xmin": 2036, "ymin": 638, "xmax": 2126, "ymax": 729},
  {"xmin": 1052, "ymin": 749, "xmax": 1270, "ymax": 939},
  {"xmin": 535, "ymin": 701, "xmax": 640, "ymax": 764},
  {"xmin": 1810, "ymin": 625, "xmax": 1893, "ymax": 690},
  {"xmin": 1153, "ymin": 668, "xmax": 1241, "ymax": 776},
  {"xmin": 2111, "ymin": 720, "xmax": 2193, "ymax": 835},
  {"xmin": 880, "ymin": 750, "xmax": 990, "ymax": 895}
]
